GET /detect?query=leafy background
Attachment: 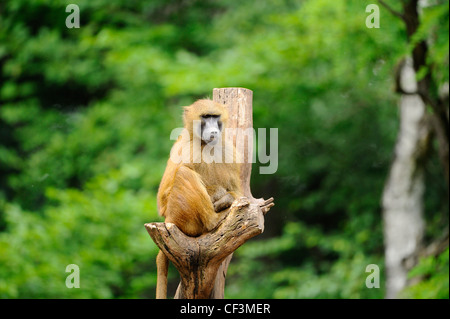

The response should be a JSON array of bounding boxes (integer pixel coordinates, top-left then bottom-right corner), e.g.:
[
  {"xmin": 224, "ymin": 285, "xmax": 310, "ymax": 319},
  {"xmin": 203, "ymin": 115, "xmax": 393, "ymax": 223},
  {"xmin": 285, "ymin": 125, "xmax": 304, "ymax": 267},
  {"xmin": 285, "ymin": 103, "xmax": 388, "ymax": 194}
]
[{"xmin": 0, "ymin": 0, "xmax": 448, "ymax": 298}]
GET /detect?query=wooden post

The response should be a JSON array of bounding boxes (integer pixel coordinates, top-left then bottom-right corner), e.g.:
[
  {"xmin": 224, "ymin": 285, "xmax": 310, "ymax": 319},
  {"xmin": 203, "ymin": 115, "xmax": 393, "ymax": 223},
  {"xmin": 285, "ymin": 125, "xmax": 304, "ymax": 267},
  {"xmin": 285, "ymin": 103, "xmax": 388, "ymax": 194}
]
[
  {"xmin": 145, "ymin": 88, "xmax": 274, "ymax": 299},
  {"xmin": 212, "ymin": 88, "xmax": 273, "ymax": 209},
  {"xmin": 213, "ymin": 88, "xmax": 259, "ymax": 204},
  {"xmin": 209, "ymin": 88, "xmax": 272, "ymax": 298}
]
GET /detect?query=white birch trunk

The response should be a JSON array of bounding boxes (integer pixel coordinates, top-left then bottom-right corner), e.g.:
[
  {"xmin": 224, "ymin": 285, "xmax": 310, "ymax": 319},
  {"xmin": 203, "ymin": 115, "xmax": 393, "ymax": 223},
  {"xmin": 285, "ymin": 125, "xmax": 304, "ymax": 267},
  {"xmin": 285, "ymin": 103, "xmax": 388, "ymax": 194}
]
[{"xmin": 382, "ymin": 58, "xmax": 429, "ymax": 299}]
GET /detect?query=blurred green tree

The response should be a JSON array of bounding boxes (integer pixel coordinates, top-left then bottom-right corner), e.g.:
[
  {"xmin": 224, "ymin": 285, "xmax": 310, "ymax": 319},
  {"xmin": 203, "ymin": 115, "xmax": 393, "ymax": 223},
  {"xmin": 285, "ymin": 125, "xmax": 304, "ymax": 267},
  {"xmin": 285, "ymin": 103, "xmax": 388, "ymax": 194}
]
[{"xmin": 0, "ymin": 0, "xmax": 447, "ymax": 298}]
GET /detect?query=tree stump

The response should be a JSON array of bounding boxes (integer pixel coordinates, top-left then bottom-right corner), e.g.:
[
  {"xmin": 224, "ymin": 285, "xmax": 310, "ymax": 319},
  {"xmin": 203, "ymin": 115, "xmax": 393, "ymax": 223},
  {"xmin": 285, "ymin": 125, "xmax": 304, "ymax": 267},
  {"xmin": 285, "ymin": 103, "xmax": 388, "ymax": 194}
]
[{"xmin": 145, "ymin": 87, "xmax": 274, "ymax": 299}]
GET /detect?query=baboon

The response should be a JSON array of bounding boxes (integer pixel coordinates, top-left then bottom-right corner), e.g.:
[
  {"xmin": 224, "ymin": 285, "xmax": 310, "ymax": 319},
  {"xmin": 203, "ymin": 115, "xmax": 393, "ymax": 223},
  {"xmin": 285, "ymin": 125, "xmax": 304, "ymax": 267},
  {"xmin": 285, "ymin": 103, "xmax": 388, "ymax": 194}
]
[{"xmin": 156, "ymin": 99, "xmax": 242, "ymax": 299}]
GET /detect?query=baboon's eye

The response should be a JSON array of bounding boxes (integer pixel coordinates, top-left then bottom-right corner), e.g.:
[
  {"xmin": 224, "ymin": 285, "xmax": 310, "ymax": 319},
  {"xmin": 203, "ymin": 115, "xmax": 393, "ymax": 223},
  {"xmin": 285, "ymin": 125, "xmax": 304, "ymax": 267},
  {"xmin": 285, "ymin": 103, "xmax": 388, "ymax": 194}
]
[{"xmin": 202, "ymin": 114, "xmax": 220, "ymax": 119}]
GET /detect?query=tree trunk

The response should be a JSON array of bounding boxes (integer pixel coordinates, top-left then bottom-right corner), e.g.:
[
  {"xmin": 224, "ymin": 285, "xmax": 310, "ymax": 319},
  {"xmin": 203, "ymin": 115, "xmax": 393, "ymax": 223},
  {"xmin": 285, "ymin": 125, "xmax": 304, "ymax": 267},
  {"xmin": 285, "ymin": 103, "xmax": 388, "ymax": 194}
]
[
  {"xmin": 146, "ymin": 198, "xmax": 266, "ymax": 299},
  {"xmin": 213, "ymin": 87, "xmax": 266, "ymax": 206},
  {"xmin": 379, "ymin": 0, "xmax": 449, "ymax": 298},
  {"xmin": 205, "ymin": 88, "xmax": 273, "ymax": 299},
  {"xmin": 382, "ymin": 57, "xmax": 430, "ymax": 299},
  {"xmin": 403, "ymin": 0, "xmax": 449, "ymax": 187}
]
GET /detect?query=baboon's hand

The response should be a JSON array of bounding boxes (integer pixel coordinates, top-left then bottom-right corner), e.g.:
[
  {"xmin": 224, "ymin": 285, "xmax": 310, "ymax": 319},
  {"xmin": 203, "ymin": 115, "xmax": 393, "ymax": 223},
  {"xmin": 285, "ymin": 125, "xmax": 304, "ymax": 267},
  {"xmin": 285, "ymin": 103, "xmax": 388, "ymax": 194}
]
[
  {"xmin": 213, "ymin": 193, "xmax": 235, "ymax": 213},
  {"xmin": 211, "ymin": 187, "xmax": 234, "ymax": 213}
]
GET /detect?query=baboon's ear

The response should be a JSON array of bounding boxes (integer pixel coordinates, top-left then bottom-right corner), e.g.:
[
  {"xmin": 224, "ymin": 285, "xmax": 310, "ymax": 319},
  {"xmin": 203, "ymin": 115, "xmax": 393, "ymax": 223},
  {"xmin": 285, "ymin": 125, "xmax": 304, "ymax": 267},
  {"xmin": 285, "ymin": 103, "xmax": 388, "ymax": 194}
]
[{"xmin": 182, "ymin": 105, "xmax": 192, "ymax": 126}]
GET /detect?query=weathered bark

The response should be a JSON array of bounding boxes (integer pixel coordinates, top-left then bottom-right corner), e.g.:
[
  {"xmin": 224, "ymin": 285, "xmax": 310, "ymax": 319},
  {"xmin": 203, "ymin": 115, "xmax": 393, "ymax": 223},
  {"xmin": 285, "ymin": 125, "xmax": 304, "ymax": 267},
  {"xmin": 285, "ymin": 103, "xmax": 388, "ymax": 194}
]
[
  {"xmin": 213, "ymin": 87, "xmax": 268, "ymax": 208},
  {"xmin": 382, "ymin": 58, "xmax": 430, "ymax": 299},
  {"xmin": 206, "ymin": 88, "xmax": 273, "ymax": 299},
  {"xmin": 146, "ymin": 197, "xmax": 266, "ymax": 299}
]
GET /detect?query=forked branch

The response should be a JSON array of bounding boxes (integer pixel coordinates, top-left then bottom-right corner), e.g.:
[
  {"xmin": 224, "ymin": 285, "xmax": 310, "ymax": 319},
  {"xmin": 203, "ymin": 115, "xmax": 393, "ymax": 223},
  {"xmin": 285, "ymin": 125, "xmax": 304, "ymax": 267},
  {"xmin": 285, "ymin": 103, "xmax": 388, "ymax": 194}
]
[
  {"xmin": 145, "ymin": 197, "xmax": 271, "ymax": 299},
  {"xmin": 377, "ymin": 0, "xmax": 405, "ymax": 20}
]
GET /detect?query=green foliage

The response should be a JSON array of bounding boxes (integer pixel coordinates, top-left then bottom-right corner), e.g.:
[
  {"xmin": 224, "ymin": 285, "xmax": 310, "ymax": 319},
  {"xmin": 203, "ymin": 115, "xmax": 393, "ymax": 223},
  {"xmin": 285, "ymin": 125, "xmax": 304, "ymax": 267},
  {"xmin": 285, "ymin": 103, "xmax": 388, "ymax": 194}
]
[
  {"xmin": 0, "ymin": 168, "xmax": 161, "ymax": 298},
  {"xmin": 0, "ymin": 0, "xmax": 448, "ymax": 298},
  {"xmin": 227, "ymin": 222, "xmax": 384, "ymax": 299},
  {"xmin": 400, "ymin": 249, "xmax": 449, "ymax": 299},
  {"xmin": 410, "ymin": 1, "xmax": 449, "ymax": 85}
]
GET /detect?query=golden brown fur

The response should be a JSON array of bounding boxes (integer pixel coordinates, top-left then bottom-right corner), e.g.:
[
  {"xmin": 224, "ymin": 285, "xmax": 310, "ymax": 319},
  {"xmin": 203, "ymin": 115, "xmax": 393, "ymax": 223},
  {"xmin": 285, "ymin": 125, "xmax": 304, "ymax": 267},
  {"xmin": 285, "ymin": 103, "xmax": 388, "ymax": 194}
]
[{"xmin": 155, "ymin": 99, "xmax": 242, "ymax": 299}]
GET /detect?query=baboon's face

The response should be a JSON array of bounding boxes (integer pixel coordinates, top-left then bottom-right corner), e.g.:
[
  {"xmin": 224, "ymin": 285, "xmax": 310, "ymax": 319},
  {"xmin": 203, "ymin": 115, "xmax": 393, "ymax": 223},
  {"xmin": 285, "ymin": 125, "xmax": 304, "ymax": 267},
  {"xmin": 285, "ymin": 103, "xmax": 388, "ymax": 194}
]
[{"xmin": 198, "ymin": 114, "xmax": 222, "ymax": 145}]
